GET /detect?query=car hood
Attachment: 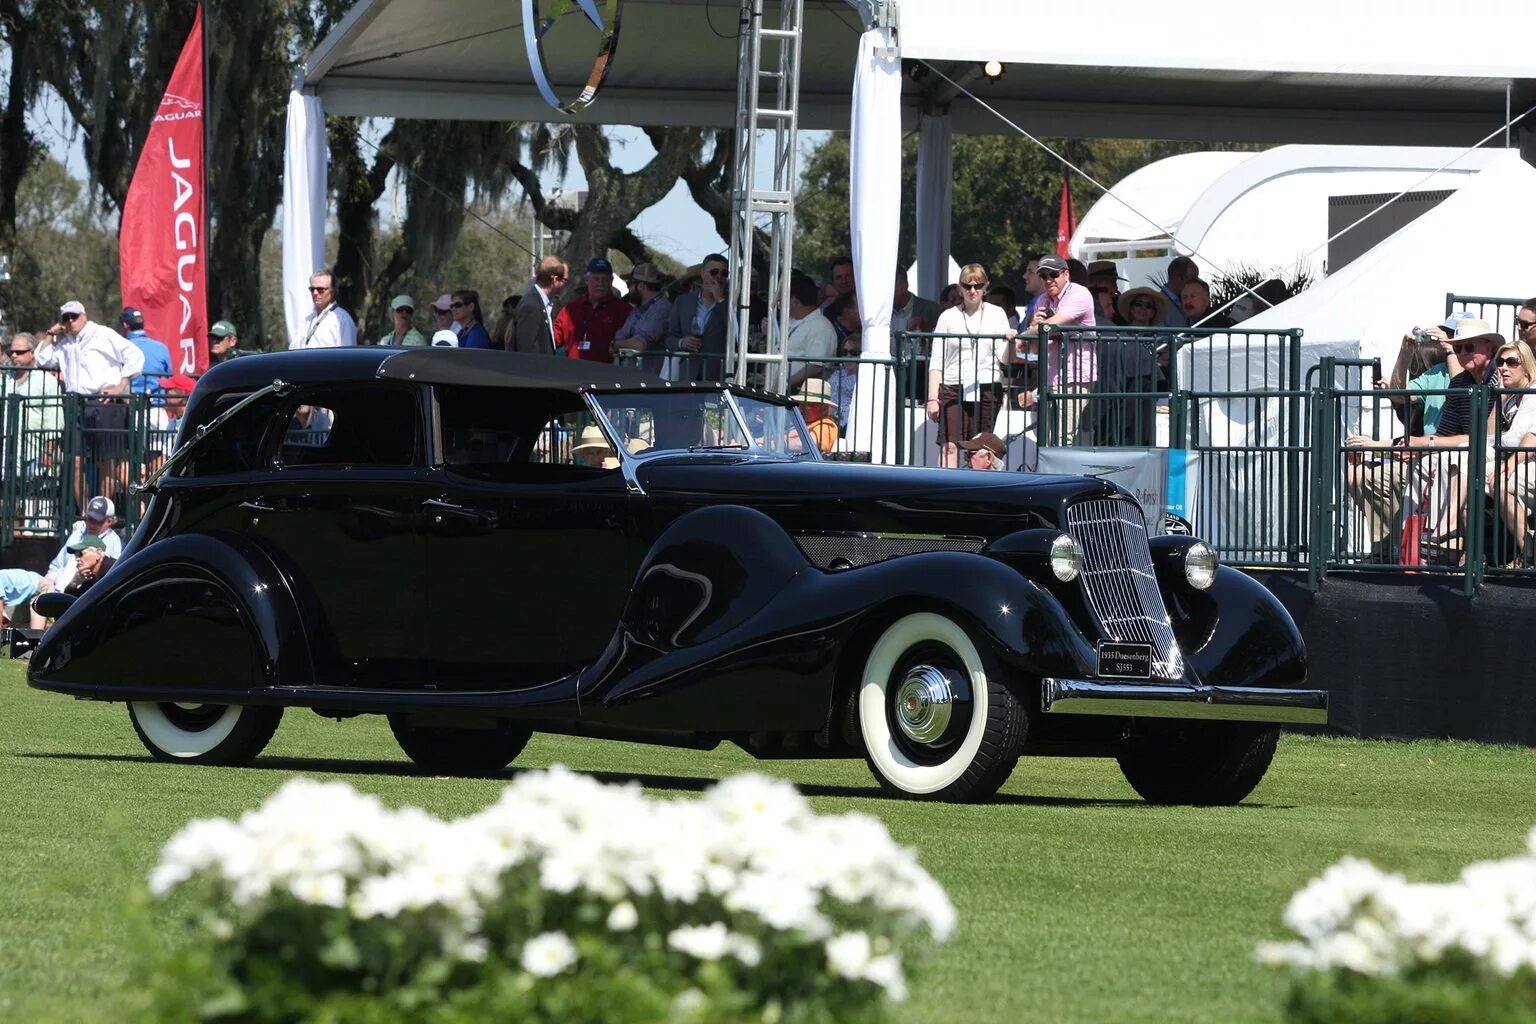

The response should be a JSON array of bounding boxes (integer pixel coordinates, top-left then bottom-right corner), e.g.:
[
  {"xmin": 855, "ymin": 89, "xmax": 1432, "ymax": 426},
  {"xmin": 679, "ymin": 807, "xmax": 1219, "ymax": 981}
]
[{"xmin": 634, "ymin": 456, "xmax": 1122, "ymax": 539}]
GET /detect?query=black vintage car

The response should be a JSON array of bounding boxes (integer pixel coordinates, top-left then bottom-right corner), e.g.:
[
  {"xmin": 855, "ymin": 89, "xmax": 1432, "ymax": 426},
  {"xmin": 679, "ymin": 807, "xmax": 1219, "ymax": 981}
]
[{"xmin": 25, "ymin": 348, "xmax": 1325, "ymax": 803}]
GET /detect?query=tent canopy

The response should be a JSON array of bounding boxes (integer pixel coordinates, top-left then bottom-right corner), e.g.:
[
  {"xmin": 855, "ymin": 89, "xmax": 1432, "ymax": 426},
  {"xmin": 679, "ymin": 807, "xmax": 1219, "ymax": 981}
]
[
  {"xmin": 303, "ymin": 0, "xmax": 1536, "ymax": 143},
  {"xmin": 1242, "ymin": 154, "xmax": 1536, "ymax": 371}
]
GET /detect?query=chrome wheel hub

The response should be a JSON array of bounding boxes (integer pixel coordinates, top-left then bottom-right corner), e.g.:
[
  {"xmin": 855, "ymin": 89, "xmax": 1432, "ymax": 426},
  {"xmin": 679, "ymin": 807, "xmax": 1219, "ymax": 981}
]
[{"xmin": 894, "ymin": 665, "xmax": 957, "ymax": 744}]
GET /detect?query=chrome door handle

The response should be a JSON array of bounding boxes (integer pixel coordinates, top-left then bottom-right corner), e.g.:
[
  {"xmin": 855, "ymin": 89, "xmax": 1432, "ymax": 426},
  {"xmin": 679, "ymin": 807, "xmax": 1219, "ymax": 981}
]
[
  {"xmin": 421, "ymin": 497, "xmax": 463, "ymax": 510},
  {"xmin": 239, "ymin": 500, "xmax": 274, "ymax": 512}
]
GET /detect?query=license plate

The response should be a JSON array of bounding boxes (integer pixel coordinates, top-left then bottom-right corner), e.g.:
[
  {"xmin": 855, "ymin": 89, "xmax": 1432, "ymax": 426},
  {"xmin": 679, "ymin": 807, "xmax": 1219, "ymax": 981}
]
[{"xmin": 1097, "ymin": 641, "xmax": 1153, "ymax": 680}]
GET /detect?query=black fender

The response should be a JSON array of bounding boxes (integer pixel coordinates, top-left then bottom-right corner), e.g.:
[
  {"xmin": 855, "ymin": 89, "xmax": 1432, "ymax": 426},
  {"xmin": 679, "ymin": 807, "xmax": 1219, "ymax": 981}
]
[
  {"xmin": 1152, "ymin": 548, "xmax": 1308, "ymax": 690},
  {"xmin": 27, "ymin": 531, "xmax": 313, "ymax": 699},
  {"xmin": 579, "ymin": 506, "xmax": 1098, "ymax": 732}
]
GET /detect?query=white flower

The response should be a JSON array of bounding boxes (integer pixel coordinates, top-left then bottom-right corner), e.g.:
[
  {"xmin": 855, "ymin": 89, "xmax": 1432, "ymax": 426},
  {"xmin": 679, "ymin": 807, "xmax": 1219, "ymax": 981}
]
[
  {"xmin": 825, "ymin": 931, "xmax": 873, "ymax": 978},
  {"xmin": 669, "ymin": 923, "xmax": 731, "ymax": 961},
  {"xmin": 607, "ymin": 900, "xmax": 639, "ymax": 931},
  {"xmin": 863, "ymin": 954, "xmax": 907, "ymax": 1002},
  {"xmin": 521, "ymin": 931, "xmax": 578, "ymax": 977}
]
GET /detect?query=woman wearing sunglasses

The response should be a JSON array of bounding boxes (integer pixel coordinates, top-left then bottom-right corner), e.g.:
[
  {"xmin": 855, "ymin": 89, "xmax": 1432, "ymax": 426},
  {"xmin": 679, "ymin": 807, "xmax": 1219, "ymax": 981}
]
[
  {"xmin": 449, "ymin": 289, "xmax": 492, "ymax": 349},
  {"xmin": 926, "ymin": 264, "xmax": 1017, "ymax": 468},
  {"xmin": 1487, "ymin": 341, "xmax": 1536, "ymax": 565}
]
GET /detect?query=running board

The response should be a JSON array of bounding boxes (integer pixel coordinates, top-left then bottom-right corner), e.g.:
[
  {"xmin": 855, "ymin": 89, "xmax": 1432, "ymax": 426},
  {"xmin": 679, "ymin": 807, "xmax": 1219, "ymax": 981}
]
[{"xmin": 1041, "ymin": 678, "xmax": 1328, "ymax": 726}]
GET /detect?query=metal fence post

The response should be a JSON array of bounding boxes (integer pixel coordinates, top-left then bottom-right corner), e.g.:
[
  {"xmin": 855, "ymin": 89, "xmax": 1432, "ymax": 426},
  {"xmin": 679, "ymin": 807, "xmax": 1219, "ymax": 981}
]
[
  {"xmin": 1039, "ymin": 324, "xmax": 1055, "ymax": 447},
  {"xmin": 1466, "ymin": 385, "xmax": 1488, "ymax": 596},
  {"xmin": 1285, "ymin": 329, "xmax": 1305, "ymax": 563}
]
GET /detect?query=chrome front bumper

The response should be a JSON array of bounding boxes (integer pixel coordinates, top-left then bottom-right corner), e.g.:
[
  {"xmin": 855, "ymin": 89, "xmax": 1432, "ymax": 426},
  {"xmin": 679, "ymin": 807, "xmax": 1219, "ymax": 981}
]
[{"xmin": 1041, "ymin": 678, "xmax": 1328, "ymax": 726}]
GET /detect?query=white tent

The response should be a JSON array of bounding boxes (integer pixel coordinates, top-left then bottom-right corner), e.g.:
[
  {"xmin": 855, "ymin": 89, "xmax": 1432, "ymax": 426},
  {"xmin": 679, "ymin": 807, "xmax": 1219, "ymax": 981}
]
[
  {"xmin": 1242, "ymin": 153, "xmax": 1536, "ymax": 372},
  {"xmin": 1071, "ymin": 146, "xmax": 1503, "ymax": 291}
]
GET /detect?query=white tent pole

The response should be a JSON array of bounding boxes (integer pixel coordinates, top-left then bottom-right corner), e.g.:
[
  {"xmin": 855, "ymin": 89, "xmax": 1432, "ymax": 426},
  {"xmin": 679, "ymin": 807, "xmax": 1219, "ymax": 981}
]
[
  {"xmin": 848, "ymin": 27, "xmax": 900, "ymax": 463},
  {"xmin": 282, "ymin": 89, "xmax": 327, "ymax": 348},
  {"xmin": 915, "ymin": 108, "xmax": 952, "ymax": 302}
]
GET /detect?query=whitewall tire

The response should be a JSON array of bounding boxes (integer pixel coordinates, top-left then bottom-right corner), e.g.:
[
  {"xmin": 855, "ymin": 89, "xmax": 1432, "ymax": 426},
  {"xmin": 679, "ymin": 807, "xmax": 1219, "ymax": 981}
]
[
  {"xmin": 857, "ymin": 611, "xmax": 1027, "ymax": 801},
  {"xmin": 128, "ymin": 702, "xmax": 282, "ymax": 766}
]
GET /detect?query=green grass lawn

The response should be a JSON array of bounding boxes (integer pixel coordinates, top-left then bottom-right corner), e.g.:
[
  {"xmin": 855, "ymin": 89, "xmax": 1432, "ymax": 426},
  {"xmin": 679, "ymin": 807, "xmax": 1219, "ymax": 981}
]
[{"xmin": 1, "ymin": 658, "xmax": 1532, "ymax": 1024}]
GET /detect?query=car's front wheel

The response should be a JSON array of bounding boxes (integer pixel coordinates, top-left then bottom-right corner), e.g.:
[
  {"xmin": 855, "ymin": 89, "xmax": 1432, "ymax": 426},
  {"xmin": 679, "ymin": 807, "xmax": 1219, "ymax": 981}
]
[
  {"xmin": 1117, "ymin": 721, "xmax": 1279, "ymax": 805},
  {"xmin": 857, "ymin": 611, "xmax": 1027, "ymax": 802},
  {"xmin": 388, "ymin": 715, "xmax": 532, "ymax": 775},
  {"xmin": 128, "ymin": 702, "xmax": 283, "ymax": 765}
]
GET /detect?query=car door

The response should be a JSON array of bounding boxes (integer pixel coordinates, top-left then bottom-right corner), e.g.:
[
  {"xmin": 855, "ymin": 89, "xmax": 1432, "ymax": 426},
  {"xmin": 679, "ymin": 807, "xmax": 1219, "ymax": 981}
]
[
  {"xmin": 425, "ymin": 384, "xmax": 649, "ymax": 690},
  {"xmin": 236, "ymin": 383, "xmax": 434, "ymax": 688}
]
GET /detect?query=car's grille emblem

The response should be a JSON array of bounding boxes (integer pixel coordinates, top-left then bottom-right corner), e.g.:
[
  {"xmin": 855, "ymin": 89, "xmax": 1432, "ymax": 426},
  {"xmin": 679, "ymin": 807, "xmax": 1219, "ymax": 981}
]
[{"xmin": 1064, "ymin": 498, "xmax": 1183, "ymax": 680}]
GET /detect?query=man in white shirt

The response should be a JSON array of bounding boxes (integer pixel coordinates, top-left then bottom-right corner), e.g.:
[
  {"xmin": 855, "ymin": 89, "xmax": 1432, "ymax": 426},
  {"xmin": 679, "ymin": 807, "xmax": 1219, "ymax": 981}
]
[
  {"xmin": 293, "ymin": 270, "xmax": 358, "ymax": 350},
  {"xmin": 34, "ymin": 300, "xmax": 145, "ymax": 507},
  {"xmin": 786, "ymin": 274, "xmax": 837, "ymax": 389}
]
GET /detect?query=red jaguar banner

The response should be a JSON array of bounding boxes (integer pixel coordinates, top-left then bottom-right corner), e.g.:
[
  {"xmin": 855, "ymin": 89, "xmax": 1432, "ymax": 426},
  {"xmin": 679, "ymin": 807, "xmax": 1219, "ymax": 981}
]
[
  {"xmin": 120, "ymin": 5, "xmax": 207, "ymax": 374},
  {"xmin": 1055, "ymin": 170, "xmax": 1076, "ymax": 259}
]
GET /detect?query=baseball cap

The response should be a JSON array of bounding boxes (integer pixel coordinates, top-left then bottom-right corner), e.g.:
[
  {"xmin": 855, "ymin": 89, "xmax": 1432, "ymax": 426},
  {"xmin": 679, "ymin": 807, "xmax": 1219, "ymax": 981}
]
[
  {"xmin": 625, "ymin": 262, "xmax": 663, "ymax": 285},
  {"xmin": 1440, "ymin": 310, "xmax": 1477, "ymax": 332},
  {"xmin": 209, "ymin": 320, "xmax": 238, "ymax": 338},
  {"xmin": 430, "ymin": 294, "xmax": 454, "ymax": 312},
  {"xmin": 958, "ymin": 431, "xmax": 1007, "ymax": 458},
  {"xmin": 160, "ymin": 374, "xmax": 197, "ymax": 393},
  {"xmin": 430, "ymin": 329, "xmax": 459, "ymax": 347},
  {"xmin": 85, "ymin": 496, "xmax": 114, "ymax": 521},
  {"xmin": 390, "ymin": 294, "xmax": 415, "ymax": 312},
  {"xmin": 1036, "ymin": 256, "xmax": 1068, "ymax": 276},
  {"xmin": 68, "ymin": 533, "xmax": 107, "ymax": 554},
  {"xmin": 586, "ymin": 257, "xmax": 614, "ymax": 275},
  {"xmin": 119, "ymin": 306, "xmax": 145, "ymax": 327},
  {"xmin": 59, "ymin": 300, "xmax": 85, "ymax": 317}
]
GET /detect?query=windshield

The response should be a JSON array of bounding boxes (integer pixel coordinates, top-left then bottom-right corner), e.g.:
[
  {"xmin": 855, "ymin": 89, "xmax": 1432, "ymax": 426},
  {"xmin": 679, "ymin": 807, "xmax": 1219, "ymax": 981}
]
[{"xmin": 591, "ymin": 390, "xmax": 816, "ymax": 459}]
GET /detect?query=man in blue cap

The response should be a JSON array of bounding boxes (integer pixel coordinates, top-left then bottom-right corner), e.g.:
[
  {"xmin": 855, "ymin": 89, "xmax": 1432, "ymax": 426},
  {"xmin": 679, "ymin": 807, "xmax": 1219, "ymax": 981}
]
[
  {"xmin": 553, "ymin": 257, "xmax": 629, "ymax": 363},
  {"xmin": 119, "ymin": 307, "xmax": 172, "ymax": 395}
]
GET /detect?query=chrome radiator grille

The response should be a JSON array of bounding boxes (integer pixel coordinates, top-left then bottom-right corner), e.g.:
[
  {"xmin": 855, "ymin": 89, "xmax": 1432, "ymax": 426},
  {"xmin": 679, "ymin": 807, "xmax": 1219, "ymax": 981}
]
[{"xmin": 1064, "ymin": 498, "xmax": 1183, "ymax": 679}]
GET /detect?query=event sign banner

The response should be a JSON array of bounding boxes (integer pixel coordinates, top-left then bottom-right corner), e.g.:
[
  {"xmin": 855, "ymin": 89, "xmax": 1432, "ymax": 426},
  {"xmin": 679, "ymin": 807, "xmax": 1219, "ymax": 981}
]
[
  {"xmin": 1036, "ymin": 447, "xmax": 1200, "ymax": 535},
  {"xmin": 119, "ymin": 5, "xmax": 206, "ymax": 375}
]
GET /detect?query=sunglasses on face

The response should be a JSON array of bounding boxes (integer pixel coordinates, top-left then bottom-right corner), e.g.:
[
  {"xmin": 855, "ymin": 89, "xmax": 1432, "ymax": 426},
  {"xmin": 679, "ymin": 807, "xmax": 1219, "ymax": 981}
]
[
  {"xmin": 450, "ymin": 301, "xmax": 467, "ymax": 309},
  {"xmin": 308, "ymin": 285, "xmax": 330, "ymax": 294},
  {"xmin": 1454, "ymin": 342, "xmax": 1482, "ymax": 354},
  {"xmin": 60, "ymin": 313, "xmax": 80, "ymax": 322},
  {"xmin": 1131, "ymin": 299, "xmax": 1155, "ymax": 309},
  {"xmin": 706, "ymin": 269, "xmax": 726, "ymax": 278},
  {"xmin": 1497, "ymin": 356, "xmax": 1523, "ymax": 367},
  {"xmin": 1037, "ymin": 270, "xmax": 1061, "ymax": 281},
  {"xmin": 395, "ymin": 307, "xmax": 413, "ymax": 315},
  {"xmin": 960, "ymin": 282, "xmax": 986, "ymax": 291},
  {"xmin": 1520, "ymin": 319, "xmax": 1536, "ymax": 331},
  {"xmin": 8, "ymin": 347, "xmax": 32, "ymax": 354}
]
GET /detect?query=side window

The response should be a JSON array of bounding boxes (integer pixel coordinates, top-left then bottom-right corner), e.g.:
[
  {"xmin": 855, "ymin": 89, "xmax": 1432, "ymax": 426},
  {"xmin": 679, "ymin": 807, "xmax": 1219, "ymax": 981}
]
[
  {"xmin": 437, "ymin": 385, "xmax": 612, "ymax": 477},
  {"xmin": 273, "ymin": 385, "xmax": 422, "ymax": 468},
  {"xmin": 182, "ymin": 393, "xmax": 282, "ymax": 477}
]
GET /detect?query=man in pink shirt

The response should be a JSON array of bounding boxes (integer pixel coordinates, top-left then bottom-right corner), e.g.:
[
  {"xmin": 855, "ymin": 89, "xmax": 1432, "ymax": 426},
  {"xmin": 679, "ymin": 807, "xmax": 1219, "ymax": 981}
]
[{"xmin": 1017, "ymin": 255, "xmax": 1097, "ymax": 443}]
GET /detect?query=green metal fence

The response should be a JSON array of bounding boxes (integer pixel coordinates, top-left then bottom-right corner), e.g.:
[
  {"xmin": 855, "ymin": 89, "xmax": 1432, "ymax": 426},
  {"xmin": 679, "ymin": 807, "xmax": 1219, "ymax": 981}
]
[{"xmin": 1446, "ymin": 292, "xmax": 1527, "ymax": 341}]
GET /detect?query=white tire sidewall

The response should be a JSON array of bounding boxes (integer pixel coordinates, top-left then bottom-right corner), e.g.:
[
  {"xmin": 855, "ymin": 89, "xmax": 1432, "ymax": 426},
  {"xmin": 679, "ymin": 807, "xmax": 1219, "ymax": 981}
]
[
  {"xmin": 859, "ymin": 612, "xmax": 990, "ymax": 795},
  {"xmin": 130, "ymin": 702, "xmax": 243, "ymax": 759}
]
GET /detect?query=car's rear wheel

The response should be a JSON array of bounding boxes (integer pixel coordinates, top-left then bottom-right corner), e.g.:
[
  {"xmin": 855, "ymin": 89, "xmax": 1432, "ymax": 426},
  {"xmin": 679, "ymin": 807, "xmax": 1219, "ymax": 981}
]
[
  {"xmin": 857, "ymin": 611, "xmax": 1027, "ymax": 802},
  {"xmin": 128, "ymin": 702, "xmax": 282, "ymax": 766},
  {"xmin": 1116, "ymin": 721, "xmax": 1279, "ymax": 805},
  {"xmin": 388, "ymin": 715, "xmax": 532, "ymax": 775}
]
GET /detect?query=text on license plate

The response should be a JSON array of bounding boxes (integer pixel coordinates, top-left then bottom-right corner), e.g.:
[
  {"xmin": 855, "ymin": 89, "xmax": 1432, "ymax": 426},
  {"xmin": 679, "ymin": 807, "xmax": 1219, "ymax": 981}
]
[{"xmin": 1097, "ymin": 641, "xmax": 1153, "ymax": 680}]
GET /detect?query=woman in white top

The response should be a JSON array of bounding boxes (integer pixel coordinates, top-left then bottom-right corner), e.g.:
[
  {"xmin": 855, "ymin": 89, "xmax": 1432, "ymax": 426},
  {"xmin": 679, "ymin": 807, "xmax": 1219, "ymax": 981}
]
[
  {"xmin": 1489, "ymin": 341, "xmax": 1536, "ymax": 564},
  {"xmin": 926, "ymin": 264, "xmax": 1017, "ymax": 468}
]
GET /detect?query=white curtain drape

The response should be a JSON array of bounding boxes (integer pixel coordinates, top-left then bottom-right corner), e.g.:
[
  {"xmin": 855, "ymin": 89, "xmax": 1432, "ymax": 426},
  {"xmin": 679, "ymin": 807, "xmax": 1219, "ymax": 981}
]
[
  {"xmin": 915, "ymin": 110, "xmax": 952, "ymax": 302},
  {"xmin": 282, "ymin": 90, "xmax": 327, "ymax": 348},
  {"xmin": 847, "ymin": 28, "xmax": 902, "ymax": 463}
]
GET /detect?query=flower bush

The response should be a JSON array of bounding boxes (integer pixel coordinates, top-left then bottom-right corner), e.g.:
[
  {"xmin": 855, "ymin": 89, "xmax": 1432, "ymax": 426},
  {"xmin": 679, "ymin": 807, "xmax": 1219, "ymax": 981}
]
[
  {"xmin": 1257, "ymin": 826, "xmax": 1536, "ymax": 1024},
  {"xmin": 142, "ymin": 768, "xmax": 955, "ymax": 1024}
]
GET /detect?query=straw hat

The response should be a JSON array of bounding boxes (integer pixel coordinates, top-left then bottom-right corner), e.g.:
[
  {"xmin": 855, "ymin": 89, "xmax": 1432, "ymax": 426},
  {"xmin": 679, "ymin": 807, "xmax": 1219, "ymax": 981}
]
[
  {"xmin": 793, "ymin": 378, "xmax": 838, "ymax": 408},
  {"xmin": 1117, "ymin": 286, "xmax": 1171, "ymax": 323},
  {"xmin": 572, "ymin": 424, "xmax": 612, "ymax": 456}
]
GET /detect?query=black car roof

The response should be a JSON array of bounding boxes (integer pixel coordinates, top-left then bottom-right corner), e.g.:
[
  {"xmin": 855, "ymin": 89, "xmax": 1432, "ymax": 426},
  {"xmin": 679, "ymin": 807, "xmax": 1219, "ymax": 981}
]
[{"xmin": 193, "ymin": 346, "xmax": 793, "ymax": 402}]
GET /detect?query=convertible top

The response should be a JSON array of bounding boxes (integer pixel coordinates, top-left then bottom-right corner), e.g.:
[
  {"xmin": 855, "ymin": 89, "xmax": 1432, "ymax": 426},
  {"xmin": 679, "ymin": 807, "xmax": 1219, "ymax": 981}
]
[{"xmin": 377, "ymin": 347, "xmax": 663, "ymax": 391}]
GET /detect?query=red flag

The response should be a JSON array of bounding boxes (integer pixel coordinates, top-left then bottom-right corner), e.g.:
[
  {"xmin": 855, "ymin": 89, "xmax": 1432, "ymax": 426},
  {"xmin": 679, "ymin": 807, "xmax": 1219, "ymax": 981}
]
[
  {"xmin": 120, "ymin": 6, "xmax": 207, "ymax": 375},
  {"xmin": 1055, "ymin": 170, "xmax": 1076, "ymax": 258}
]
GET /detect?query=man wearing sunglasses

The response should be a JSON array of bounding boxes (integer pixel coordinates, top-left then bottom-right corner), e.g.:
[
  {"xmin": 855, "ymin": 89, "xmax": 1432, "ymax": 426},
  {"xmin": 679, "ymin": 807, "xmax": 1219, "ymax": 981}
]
[
  {"xmin": 4, "ymin": 333, "xmax": 63, "ymax": 486},
  {"xmin": 1019, "ymin": 255, "xmax": 1098, "ymax": 442},
  {"xmin": 292, "ymin": 270, "xmax": 357, "ymax": 350},
  {"xmin": 34, "ymin": 300, "xmax": 145, "ymax": 508},
  {"xmin": 665, "ymin": 253, "xmax": 729, "ymax": 381},
  {"xmin": 1517, "ymin": 299, "xmax": 1536, "ymax": 348}
]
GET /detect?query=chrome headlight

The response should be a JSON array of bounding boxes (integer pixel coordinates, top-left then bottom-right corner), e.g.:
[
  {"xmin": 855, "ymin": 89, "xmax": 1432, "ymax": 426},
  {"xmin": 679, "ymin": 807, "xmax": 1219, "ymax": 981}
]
[
  {"xmin": 1184, "ymin": 541, "xmax": 1218, "ymax": 590},
  {"xmin": 1049, "ymin": 533, "xmax": 1082, "ymax": 582}
]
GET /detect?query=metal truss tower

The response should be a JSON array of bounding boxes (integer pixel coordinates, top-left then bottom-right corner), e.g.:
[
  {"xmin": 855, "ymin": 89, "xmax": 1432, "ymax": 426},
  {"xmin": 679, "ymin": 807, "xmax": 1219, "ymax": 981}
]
[{"xmin": 725, "ymin": 0, "xmax": 805, "ymax": 394}]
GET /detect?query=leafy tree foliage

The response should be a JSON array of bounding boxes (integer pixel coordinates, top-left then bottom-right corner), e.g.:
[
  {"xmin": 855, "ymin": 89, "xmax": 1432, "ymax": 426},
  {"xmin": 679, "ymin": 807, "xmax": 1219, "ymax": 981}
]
[{"xmin": 6, "ymin": 157, "xmax": 119, "ymax": 333}]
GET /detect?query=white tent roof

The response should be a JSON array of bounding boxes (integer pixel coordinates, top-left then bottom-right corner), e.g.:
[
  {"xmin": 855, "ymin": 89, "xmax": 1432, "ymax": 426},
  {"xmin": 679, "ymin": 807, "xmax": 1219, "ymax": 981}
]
[
  {"xmin": 1072, "ymin": 144, "xmax": 1505, "ymax": 282},
  {"xmin": 1071, "ymin": 152, "xmax": 1253, "ymax": 245},
  {"xmin": 1242, "ymin": 153, "xmax": 1536, "ymax": 370},
  {"xmin": 302, "ymin": 0, "xmax": 1536, "ymax": 142}
]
